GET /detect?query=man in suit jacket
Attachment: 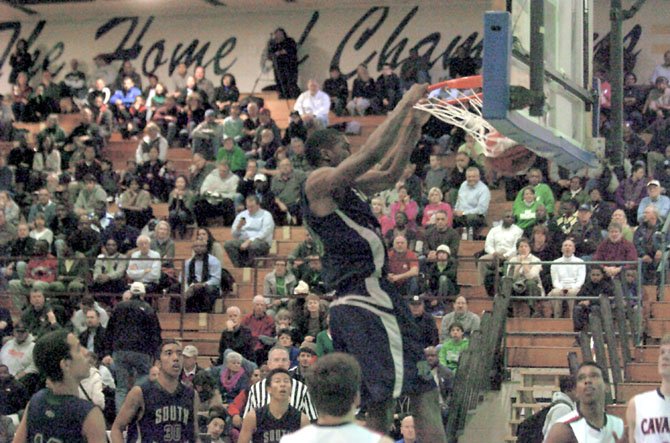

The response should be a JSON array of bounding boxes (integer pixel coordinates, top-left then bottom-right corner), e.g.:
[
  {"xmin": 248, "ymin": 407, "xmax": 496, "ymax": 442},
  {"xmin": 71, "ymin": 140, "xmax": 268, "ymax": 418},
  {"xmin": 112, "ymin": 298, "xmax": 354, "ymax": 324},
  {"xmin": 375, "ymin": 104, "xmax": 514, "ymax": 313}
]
[{"xmin": 78, "ymin": 307, "xmax": 106, "ymax": 358}]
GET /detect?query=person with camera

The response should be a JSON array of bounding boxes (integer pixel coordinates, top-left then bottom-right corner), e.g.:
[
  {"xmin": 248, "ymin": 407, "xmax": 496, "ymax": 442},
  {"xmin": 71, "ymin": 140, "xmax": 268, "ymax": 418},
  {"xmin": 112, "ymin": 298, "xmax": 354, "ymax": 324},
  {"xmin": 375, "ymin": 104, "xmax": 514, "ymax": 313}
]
[{"xmin": 267, "ymin": 28, "xmax": 300, "ymax": 99}]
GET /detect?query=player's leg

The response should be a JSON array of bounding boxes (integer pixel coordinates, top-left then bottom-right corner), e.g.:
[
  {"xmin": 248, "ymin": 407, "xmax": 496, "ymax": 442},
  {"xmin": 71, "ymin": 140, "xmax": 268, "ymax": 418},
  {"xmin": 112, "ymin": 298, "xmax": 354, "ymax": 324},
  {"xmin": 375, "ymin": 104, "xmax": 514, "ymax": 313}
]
[{"xmin": 410, "ymin": 389, "xmax": 447, "ymax": 442}]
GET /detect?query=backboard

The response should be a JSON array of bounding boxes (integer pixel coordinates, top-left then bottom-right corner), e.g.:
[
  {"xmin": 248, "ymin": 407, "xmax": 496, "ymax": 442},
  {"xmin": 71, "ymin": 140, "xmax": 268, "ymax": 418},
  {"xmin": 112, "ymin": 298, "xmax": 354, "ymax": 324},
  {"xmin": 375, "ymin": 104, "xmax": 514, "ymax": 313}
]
[{"xmin": 483, "ymin": 0, "xmax": 598, "ymax": 170}]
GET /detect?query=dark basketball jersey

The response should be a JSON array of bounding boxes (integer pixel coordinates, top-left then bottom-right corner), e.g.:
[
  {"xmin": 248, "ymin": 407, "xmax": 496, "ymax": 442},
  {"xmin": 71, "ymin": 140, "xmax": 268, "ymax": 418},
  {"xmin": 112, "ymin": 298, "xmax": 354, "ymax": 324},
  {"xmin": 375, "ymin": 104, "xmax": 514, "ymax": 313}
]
[
  {"xmin": 137, "ymin": 379, "xmax": 195, "ymax": 443},
  {"xmin": 302, "ymin": 185, "xmax": 387, "ymax": 293},
  {"xmin": 253, "ymin": 404, "xmax": 302, "ymax": 443},
  {"xmin": 26, "ymin": 388, "xmax": 95, "ymax": 443}
]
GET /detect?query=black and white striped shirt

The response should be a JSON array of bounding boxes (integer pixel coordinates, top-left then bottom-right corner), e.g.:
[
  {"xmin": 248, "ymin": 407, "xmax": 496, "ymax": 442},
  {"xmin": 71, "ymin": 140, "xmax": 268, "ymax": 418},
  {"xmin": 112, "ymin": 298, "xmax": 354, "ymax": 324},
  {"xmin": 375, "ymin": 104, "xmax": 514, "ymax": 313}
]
[{"xmin": 243, "ymin": 378, "xmax": 318, "ymax": 421}]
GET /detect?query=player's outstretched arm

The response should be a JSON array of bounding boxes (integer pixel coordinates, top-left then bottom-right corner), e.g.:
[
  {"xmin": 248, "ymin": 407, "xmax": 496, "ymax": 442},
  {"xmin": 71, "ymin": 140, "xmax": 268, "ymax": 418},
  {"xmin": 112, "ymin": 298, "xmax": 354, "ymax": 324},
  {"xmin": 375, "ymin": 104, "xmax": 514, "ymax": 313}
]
[
  {"xmin": 306, "ymin": 84, "xmax": 426, "ymax": 216},
  {"xmin": 544, "ymin": 422, "xmax": 574, "ymax": 443},
  {"xmin": 110, "ymin": 386, "xmax": 144, "ymax": 443},
  {"xmin": 12, "ymin": 401, "xmax": 29, "ymax": 443},
  {"xmin": 82, "ymin": 407, "xmax": 107, "ymax": 443},
  {"xmin": 356, "ymin": 106, "xmax": 431, "ymax": 195},
  {"xmin": 238, "ymin": 408, "xmax": 257, "ymax": 443}
]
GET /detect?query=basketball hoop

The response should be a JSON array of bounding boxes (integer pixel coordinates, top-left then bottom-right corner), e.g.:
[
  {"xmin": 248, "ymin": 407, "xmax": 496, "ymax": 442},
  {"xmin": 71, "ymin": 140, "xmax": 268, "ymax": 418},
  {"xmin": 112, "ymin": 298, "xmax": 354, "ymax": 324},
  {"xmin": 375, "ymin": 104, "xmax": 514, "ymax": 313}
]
[{"xmin": 415, "ymin": 75, "xmax": 517, "ymax": 157}]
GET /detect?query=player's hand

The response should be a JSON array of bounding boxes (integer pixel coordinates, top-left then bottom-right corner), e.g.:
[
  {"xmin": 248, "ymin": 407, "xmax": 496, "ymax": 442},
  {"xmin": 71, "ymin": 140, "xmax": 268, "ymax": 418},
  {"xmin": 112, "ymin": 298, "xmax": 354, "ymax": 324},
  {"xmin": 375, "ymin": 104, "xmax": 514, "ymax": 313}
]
[
  {"xmin": 102, "ymin": 355, "xmax": 113, "ymax": 366},
  {"xmin": 402, "ymin": 83, "xmax": 428, "ymax": 106}
]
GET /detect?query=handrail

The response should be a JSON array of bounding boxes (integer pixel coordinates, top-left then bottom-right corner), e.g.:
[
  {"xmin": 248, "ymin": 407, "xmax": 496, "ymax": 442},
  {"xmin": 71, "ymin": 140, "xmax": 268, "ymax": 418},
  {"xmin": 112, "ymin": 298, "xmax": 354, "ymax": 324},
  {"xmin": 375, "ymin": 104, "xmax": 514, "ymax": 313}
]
[{"xmin": 656, "ymin": 213, "xmax": 670, "ymax": 300}]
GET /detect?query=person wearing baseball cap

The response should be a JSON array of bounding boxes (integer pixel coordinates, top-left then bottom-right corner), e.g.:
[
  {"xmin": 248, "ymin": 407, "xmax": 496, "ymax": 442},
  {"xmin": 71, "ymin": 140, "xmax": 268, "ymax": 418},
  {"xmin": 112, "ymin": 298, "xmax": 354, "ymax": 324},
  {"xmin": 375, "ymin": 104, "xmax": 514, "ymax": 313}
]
[
  {"xmin": 191, "ymin": 108, "xmax": 223, "ymax": 160},
  {"xmin": 636, "ymin": 179, "xmax": 670, "ymax": 223},
  {"xmin": 407, "ymin": 295, "xmax": 439, "ymax": 348},
  {"xmin": 180, "ymin": 345, "xmax": 202, "ymax": 387},
  {"xmin": 424, "ymin": 244, "xmax": 457, "ymax": 315}
]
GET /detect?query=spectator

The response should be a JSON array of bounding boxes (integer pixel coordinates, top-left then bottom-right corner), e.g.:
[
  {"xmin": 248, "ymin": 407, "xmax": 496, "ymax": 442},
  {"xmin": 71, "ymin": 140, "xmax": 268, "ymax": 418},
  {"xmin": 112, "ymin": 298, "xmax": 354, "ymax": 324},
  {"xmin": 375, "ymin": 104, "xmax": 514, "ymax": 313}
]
[
  {"xmin": 78, "ymin": 308, "xmax": 106, "ymax": 358},
  {"xmin": 138, "ymin": 146, "xmax": 168, "ymax": 201},
  {"xmin": 457, "ymin": 133, "xmax": 486, "ymax": 168},
  {"xmin": 180, "ymin": 345, "xmax": 203, "ymax": 388},
  {"xmin": 400, "ymin": 48, "xmax": 430, "ymax": 89},
  {"xmin": 396, "ymin": 415, "xmax": 417, "ymax": 443},
  {"xmin": 572, "ymin": 266, "xmax": 613, "ymax": 337},
  {"xmin": 507, "ymin": 238, "xmax": 544, "ymax": 318},
  {"xmin": 615, "ymin": 162, "xmax": 648, "ymax": 224},
  {"xmin": 195, "ymin": 227, "xmax": 227, "ymax": 272},
  {"xmin": 7, "ymin": 139, "xmax": 34, "ymax": 194},
  {"xmin": 215, "ymin": 351, "xmax": 250, "ymax": 404},
  {"xmin": 20, "ymin": 289, "xmax": 62, "ymax": 339},
  {"xmin": 548, "ymin": 239, "xmax": 586, "ymax": 319},
  {"xmin": 193, "ymin": 66, "xmax": 214, "ymax": 106},
  {"xmin": 611, "ymin": 208, "xmax": 635, "ymax": 242},
  {"xmin": 73, "ymin": 174, "xmax": 107, "ymax": 218},
  {"xmin": 117, "ymin": 176, "xmax": 152, "ymax": 229},
  {"xmin": 267, "ymin": 28, "xmax": 300, "ymax": 99},
  {"xmin": 216, "ymin": 135, "xmax": 247, "ymax": 175},
  {"xmin": 347, "ymin": 64, "xmax": 377, "ymax": 116},
  {"xmin": 263, "ymin": 259, "xmax": 297, "ymax": 315},
  {"xmin": 650, "ymin": 50, "xmax": 670, "ymax": 84},
  {"xmin": 0, "ymin": 191, "xmax": 20, "ymax": 227},
  {"xmin": 135, "ymin": 122, "xmax": 168, "ymax": 166},
  {"xmin": 8, "ymin": 241, "xmax": 57, "ymax": 311},
  {"xmin": 101, "ymin": 211, "xmax": 140, "ymax": 254},
  {"xmin": 242, "ymin": 295, "xmax": 276, "ymax": 363},
  {"xmin": 223, "ymin": 102, "xmax": 245, "ymax": 143},
  {"xmin": 371, "ymin": 196, "xmax": 395, "ymax": 237},
  {"xmin": 637, "ymin": 179, "xmax": 670, "ymax": 223},
  {"xmin": 633, "ymin": 205, "xmax": 667, "ymax": 284},
  {"xmin": 167, "ymin": 175, "xmax": 196, "ymax": 239},
  {"xmin": 101, "ymin": 281, "xmax": 162, "ymax": 413},
  {"xmin": 570, "ymin": 204, "xmax": 602, "ymax": 260},
  {"xmin": 384, "ymin": 211, "xmax": 418, "ymax": 251},
  {"xmin": 150, "ymin": 220, "xmax": 175, "ymax": 266},
  {"xmin": 453, "ymin": 167, "xmax": 490, "ymax": 232},
  {"xmin": 0, "ymin": 306, "xmax": 13, "ymax": 342},
  {"xmin": 66, "ymin": 214, "xmax": 101, "ymax": 260},
  {"xmin": 390, "ymin": 185, "xmax": 419, "ymax": 230},
  {"xmin": 217, "ymin": 306, "xmax": 254, "ymax": 363},
  {"xmin": 11, "ymin": 72, "xmax": 32, "ymax": 122},
  {"xmin": 0, "ymin": 153, "xmax": 15, "ymax": 193},
  {"xmin": 272, "ymin": 158, "xmax": 307, "ymax": 225},
  {"xmin": 374, "ymin": 63, "xmax": 402, "ymax": 113},
  {"xmin": 225, "ymin": 195, "xmax": 275, "ymax": 268},
  {"xmin": 70, "ymin": 295, "xmax": 109, "ymax": 334},
  {"xmin": 407, "ymin": 295, "xmax": 439, "ymax": 348},
  {"xmin": 109, "ymin": 77, "xmax": 142, "ymax": 109},
  {"xmin": 152, "ymin": 95, "xmax": 184, "ymax": 147},
  {"xmin": 388, "ymin": 235, "xmax": 420, "ymax": 296},
  {"xmin": 477, "ymin": 212, "xmax": 523, "ymax": 288},
  {"xmin": 78, "ymin": 349, "xmax": 106, "ymax": 410},
  {"xmin": 48, "ymin": 242, "xmax": 87, "ymax": 295},
  {"xmin": 548, "ymin": 199, "xmax": 579, "ymax": 245},
  {"xmin": 0, "ymin": 323, "xmax": 38, "ymax": 386},
  {"xmin": 293, "ymin": 293, "xmax": 328, "ymax": 344},
  {"xmin": 243, "ymin": 346, "xmax": 317, "ymax": 421},
  {"xmin": 0, "ymin": 363, "xmax": 29, "ymax": 416},
  {"xmin": 440, "ymin": 296, "xmax": 481, "ymax": 341},
  {"xmin": 314, "ymin": 317, "xmax": 333, "ymax": 357},
  {"xmin": 423, "ymin": 209, "xmax": 460, "ymax": 260},
  {"xmin": 8, "ymin": 39, "xmax": 32, "ymax": 85},
  {"xmin": 29, "ymin": 212, "xmax": 53, "ymax": 247},
  {"xmin": 593, "ymin": 222, "xmax": 638, "ymax": 281},
  {"xmin": 289, "ymin": 345, "xmax": 317, "ymax": 384},
  {"xmin": 126, "ymin": 235, "xmax": 161, "ymax": 293},
  {"xmin": 323, "ymin": 67, "xmax": 348, "ymax": 116},
  {"xmin": 513, "ymin": 168, "xmax": 556, "ymax": 217},
  {"xmin": 422, "ymin": 187, "xmax": 453, "ymax": 228},
  {"xmin": 542, "ymin": 375, "xmax": 577, "ymax": 438},
  {"xmin": 183, "ymin": 240, "xmax": 222, "ymax": 312},
  {"xmin": 424, "ymin": 346, "xmax": 453, "ymax": 425},
  {"xmin": 425, "ymin": 244, "xmax": 458, "ymax": 311},
  {"xmin": 294, "ymin": 79, "xmax": 331, "ymax": 130},
  {"xmin": 438, "ymin": 323, "xmax": 469, "ymax": 373},
  {"xmin": 192, "ymin": 109, "xmax": 223, "ymax": 161},
  {"xmin": 0, "ymin": 211, "xmax": 16, "ymax": 257},
  {"xmin": 513, "ymin": 186, "xmax": 542, "ymax": 233},
  {"xmin": 278, "ymin": 328, "xmax": 300, "ymax": 368},
  {"xmin": 195, "ymin": 160, "xmax": 239, "ymax": 227},
  {"xmin": 28, "ymin": 188, "xmax": 57, "ymax": 228},
  {"xmin": 214, "ymin": 73, "xmax": 240, "ymax": 116}
]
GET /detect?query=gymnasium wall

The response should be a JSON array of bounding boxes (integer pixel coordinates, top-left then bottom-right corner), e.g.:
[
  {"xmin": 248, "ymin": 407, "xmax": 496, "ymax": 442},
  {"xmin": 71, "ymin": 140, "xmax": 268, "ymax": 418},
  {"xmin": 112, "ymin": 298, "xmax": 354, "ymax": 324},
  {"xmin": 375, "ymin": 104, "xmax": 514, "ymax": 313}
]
[{"xmin": 0, "ymin": 0, "xmax": 667, "ymax": 93}]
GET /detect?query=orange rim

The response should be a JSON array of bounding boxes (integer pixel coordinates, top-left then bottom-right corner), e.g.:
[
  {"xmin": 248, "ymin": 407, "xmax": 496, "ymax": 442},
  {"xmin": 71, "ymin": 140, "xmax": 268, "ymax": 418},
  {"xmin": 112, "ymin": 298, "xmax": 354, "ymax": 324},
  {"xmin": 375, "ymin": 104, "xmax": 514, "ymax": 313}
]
[{"xmin": 426, "ymin": 74, "xmax": 483, "ymax": 92}]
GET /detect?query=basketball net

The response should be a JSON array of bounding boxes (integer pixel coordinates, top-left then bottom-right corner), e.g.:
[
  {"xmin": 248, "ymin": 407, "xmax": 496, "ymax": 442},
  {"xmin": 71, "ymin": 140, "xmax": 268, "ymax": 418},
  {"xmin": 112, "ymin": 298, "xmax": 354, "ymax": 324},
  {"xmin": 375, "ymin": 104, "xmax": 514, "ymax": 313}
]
[{"xmin": 415, "ymin": 75, "xmax": 518, "ymax": 158}]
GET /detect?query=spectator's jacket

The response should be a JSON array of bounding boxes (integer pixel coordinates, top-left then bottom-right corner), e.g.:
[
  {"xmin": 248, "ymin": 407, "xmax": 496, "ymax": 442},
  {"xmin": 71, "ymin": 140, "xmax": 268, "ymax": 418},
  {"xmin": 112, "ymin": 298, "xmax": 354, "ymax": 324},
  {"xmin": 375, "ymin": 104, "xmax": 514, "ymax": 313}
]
[{"xmin": 103, "ymin": 298, "xmax": 162, "ymax": 357}]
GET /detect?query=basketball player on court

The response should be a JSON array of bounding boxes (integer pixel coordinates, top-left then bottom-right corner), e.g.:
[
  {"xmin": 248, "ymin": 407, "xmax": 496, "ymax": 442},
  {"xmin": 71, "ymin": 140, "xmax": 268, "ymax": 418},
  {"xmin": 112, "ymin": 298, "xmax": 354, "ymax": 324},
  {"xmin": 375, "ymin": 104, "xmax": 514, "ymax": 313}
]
[
  {"xmin": 545, "ymin": 361, "xmax": 626, "ymax": 443},
  {"xmin": 280, "ymin": 353, "xmax": 393, "ymax": 443},
  {"xmin": 13, "ymin": 329, "xmax": 107, "ymax": 443},
  {"xmin": 111, "ymin": 339, "xmax": 200, "ymax": 443},
  {"xmin": 301, "ymin": 83, "xmax": 445, "ymax": 441},
  {"xmin": 239, "ymin": 368, "xmax": 309, "ymax": 443},
  {"xmin": 625, "ymin": 333, "xmax": 670, "ymax": 442}
]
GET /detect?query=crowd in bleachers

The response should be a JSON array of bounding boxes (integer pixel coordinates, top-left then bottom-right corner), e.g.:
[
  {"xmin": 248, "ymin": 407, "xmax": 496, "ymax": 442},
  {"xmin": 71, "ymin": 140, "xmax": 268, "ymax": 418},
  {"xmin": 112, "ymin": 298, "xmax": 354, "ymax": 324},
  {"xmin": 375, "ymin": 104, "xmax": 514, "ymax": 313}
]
[{"xmin": 0, "ymin": 29, "xmax": 670, "ymax": 440}]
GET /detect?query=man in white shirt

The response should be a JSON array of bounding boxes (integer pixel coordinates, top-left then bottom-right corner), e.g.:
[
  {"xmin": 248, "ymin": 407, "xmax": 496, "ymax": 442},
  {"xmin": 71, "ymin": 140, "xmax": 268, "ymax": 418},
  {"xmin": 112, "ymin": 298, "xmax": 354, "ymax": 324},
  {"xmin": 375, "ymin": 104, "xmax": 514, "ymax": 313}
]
[
  {"xmin": 195, "ymin": 159, "xmax": 240, "ymax": 226},
  {"xmin": 453, "ymin": 167, "xmax": 491, "ymax": 232},
  {"xmin": 294, "ymin": 79, "xmax": 331, "ymax": 130},
  {"xmin": 477, "ymin": 212, "xmax": 523, "ymax": 286},
  {"xmin": 126, "ymin": 235, "xmax": 161, "ymax": 293},
  {"xmin": 224, "ymin": 194, "xmax": 275, "ymax": 267},
  {"xmin": 548, "ymin": 239, "xmax": 586, "ymax": 318}
]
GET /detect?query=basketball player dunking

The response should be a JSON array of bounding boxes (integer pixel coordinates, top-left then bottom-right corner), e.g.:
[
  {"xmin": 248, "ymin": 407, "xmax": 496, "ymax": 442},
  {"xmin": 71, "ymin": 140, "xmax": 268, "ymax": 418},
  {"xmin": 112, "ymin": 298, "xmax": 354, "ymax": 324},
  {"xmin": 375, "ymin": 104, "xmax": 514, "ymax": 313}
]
[
  {"xmin": 626, "ymin": 333, "xmax": 670, "ymax": 442},
  {"xmin": 111, "ymin": 339, "xmax": 200, "ymax": 443},
  {"xmin": 301, "ymin": 84, "xmax": 446, "ymax": 442}
]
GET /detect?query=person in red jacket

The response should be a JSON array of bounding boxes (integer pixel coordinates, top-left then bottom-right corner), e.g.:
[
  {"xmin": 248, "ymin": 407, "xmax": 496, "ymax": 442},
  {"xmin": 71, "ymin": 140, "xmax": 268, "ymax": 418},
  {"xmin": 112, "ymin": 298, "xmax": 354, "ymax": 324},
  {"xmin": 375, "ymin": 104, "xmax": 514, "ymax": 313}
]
[
  {"xmin": 593, "ymin": 222, "xmax": 638, "ymax": 280},
  {"xmin": 241, "ymin": 295, "xmax": 275, "ymax": 364}
]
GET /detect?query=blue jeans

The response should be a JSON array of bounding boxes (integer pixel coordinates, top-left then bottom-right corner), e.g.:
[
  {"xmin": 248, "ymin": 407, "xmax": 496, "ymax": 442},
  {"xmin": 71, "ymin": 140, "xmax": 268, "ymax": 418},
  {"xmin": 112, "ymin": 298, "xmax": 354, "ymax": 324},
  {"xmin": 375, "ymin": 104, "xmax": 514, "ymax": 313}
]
[{"xmin": 113, "ymin": 350, "xmax": 152, "ymax": 413}]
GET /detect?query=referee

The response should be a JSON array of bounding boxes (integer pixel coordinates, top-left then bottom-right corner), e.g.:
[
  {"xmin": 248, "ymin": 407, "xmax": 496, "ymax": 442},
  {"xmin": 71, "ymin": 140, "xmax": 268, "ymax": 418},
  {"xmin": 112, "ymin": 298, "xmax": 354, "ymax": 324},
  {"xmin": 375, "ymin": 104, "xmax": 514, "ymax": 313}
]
[{"xmin": 243, "ymin": 346, "xmax": 317, "ymax": 421}]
